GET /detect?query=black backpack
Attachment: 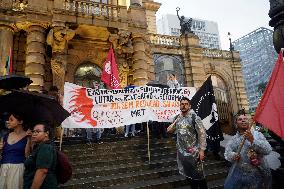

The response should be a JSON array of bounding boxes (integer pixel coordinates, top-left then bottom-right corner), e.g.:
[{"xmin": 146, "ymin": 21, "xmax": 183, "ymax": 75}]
[{"xmin": 56, "ymin": 150, "xmax": 72, "ymax": 184}]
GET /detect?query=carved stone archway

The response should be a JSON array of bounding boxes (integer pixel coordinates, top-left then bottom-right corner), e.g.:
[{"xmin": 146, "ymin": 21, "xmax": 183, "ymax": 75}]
[{"xmin": 209, "ymin": 74, "xmax": 234, "ymax": 134}]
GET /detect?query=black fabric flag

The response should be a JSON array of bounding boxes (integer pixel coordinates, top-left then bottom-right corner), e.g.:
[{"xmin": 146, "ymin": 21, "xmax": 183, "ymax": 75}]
[{"xmin": 191, "ymin": 76, "xmax": 224, "ymax": 141}]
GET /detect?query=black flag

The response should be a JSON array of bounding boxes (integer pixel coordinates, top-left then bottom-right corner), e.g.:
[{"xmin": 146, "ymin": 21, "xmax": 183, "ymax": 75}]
[{"xmin": 191, "ymin": 76, "xmax": 223, "ymax": 142}]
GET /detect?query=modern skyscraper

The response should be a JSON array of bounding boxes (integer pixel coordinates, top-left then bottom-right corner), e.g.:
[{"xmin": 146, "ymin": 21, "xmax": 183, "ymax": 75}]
[
  {"xmin": 157, "ymin": 14, "xmax": 221, "ymax": 49},
  {"xmin": 233, "ymin": 27, "xmax": 278, "ymax": 112}
]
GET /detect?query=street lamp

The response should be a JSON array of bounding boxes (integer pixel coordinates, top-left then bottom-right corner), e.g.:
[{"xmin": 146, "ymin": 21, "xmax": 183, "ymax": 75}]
[
  {"xmin": 228, "ymin": 32, "xmax": 241, "ymax": 111},
  {"xmin": 269, "ymin": 0, "xmax": 284, "ymax": 53},
  {"xmin": 228, "ymin": 32, "xmax": 234, "ymax": 51}
]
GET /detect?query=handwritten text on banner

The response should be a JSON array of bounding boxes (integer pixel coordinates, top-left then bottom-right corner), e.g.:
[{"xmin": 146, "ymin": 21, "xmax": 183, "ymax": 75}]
[{"xmin": 62, "ymin": 82, "xmax": 196, "ymax": 128}]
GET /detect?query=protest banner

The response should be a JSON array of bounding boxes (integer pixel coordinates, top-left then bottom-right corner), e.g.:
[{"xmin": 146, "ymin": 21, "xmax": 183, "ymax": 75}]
[{"xmin": 62, "ymin": 82, "xmax": 196, "ymax": 128}]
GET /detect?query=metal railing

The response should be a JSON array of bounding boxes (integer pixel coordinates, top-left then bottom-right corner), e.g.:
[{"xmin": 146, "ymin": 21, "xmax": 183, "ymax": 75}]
[
  {"xmin": 149, "ymin": 34, "xmax": 180, "ymax": 47},
  {"xmin": 64, "ymin": 0, "xmax": 122, "ymax": 19}
]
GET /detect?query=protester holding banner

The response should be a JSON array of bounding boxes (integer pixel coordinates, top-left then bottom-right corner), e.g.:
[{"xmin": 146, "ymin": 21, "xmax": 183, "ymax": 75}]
[
  {"xmin": 124, "ymin": 83, "xmax": 136, "ymax": 138},
  {"xmin": 224, "ymin": 110, "xmax": 272, "ymax": 189},
  {"xmin": 167, "ymin": 97, "xmax": 208, "ymax": 189}
]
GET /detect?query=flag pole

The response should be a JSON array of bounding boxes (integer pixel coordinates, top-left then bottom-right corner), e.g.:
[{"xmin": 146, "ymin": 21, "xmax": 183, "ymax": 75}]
[
  {"xmin": 59, "ymin": 127, "xmax": 64, "ymax": 151},
  {"xmin": 227, "ymin": 120, "xmax": 254, "ymax": 178},
  {"xmin": 147, "ymin": 121, "xmax": 151, "ymax": 164}
]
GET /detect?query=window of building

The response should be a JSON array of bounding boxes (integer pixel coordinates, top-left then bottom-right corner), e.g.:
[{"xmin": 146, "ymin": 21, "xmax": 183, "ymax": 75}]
[
  {"xmin": 74, "ymin": 62, "xmax": 104, "ymax": 88},
  {"xmin": 153, "ymin": 54, "xmax": 186, "ymax": 86}
]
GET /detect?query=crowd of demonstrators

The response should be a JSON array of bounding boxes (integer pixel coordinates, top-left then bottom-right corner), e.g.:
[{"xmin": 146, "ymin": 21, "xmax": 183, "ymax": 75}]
[
  {"xmin": 224, "ymin": 110, "xmax": 272, "ymax": 189},
  {"xmin": 167, "ymin": 97, "xmax": 208, "ymax": 189},
  {"xmin": 0, "ymin": 117, "xmax": 59, "ymax": 189}
]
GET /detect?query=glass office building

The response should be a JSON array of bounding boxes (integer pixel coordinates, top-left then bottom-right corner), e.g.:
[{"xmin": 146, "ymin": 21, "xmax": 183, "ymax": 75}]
[{"xmin": 233, "ymin": 27, "xmax": 277, "ymax": 112}]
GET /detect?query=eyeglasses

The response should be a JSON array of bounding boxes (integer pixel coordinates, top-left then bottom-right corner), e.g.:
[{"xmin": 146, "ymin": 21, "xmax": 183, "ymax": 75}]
[{"xmin": 31, "ymin": 130, "xmax": 45, "ymax": 134}]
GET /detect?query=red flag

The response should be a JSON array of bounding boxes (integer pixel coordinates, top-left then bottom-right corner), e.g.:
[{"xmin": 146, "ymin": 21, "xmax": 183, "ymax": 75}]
[
  {"xmin": 101, "ymin": 46, "xmax": 121, "ymax": 89},
  {"xmin": 254, "ymin": 51, "xmax": 284, "ymax": 140}
]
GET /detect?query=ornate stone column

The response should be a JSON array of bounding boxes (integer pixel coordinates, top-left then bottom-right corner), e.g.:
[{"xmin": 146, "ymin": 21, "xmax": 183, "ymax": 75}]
[
  {"xmin": 25, "ymin": 25, "xmax": 46, "ymax": 91},
  {"xmin": 131, "ymin": 33, "xmax": 148, "ymax": 85},
  {"xmin": 47, "ymin": 24, "xmax": 75, "ymax": 92},
  {"xmin": 144, "ymin": 37, "xmax": 154, "ymax": 81},
  {"xmin": 0, "ymin": 25, "xmax": 14, "ymax": 76}
]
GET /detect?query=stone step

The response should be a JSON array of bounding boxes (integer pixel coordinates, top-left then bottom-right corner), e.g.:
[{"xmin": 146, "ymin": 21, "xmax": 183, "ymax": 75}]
[
  {"xmin": 62, "ymin": 138, "xmax": 175, "ymax": 154},
  {"xmin": 72, "ymin": 157, "xmax": 177, "ymax": 179},
  {"xmin": 61, "ymin": 165, "xmax": 227, "ymax": 189},
  {"xmin": 72, "ymin": 157, "xmax": 227, "ymax": 179},
  {"xmin": 61, "ymin": 134, "xmax": 164, "ymax": 145},
  {"xmin": 72, "ymin": 153, "xmax": 176, "ymax": 169},
  {"xmin": 65, "ymin": 145, "xmax": 176, "ymax": 162}
]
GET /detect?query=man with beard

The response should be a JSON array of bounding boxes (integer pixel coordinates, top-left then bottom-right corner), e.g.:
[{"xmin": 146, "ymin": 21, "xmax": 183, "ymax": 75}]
[{"xmin": 167, "ymin": 97, "xmax": 208, "ymax": 189}]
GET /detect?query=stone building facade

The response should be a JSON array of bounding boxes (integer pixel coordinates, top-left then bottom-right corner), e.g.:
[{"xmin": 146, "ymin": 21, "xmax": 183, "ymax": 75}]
[{"xmin": 0, "ymin": 0, "xmax": 248, "ymax": 133}]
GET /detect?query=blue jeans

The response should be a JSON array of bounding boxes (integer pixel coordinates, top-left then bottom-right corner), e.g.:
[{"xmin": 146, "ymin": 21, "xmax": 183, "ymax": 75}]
[
  {"xmin": 125, "ymin": 124, "xmax": 135, "ymax": 136},
  {"xmin": 86, "ymin": 128, "xmax": 94, "ymax": 141},
  {"xmin": 95, "ymin": 129, "xmax": 102, "ymax": 140},
  {"xmin": 224, "ymin": 166, "xmax": 264, "ymax": 189}
]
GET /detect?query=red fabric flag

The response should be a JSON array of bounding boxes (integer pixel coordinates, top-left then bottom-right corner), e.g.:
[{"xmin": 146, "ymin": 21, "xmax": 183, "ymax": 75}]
[
  {"xmin": 254, "ymin": 51, "xmax": 284, "ymax": 140},
  {"xmin": 101, "ymin": 46, "xmax": 121, "ymax": 89}
]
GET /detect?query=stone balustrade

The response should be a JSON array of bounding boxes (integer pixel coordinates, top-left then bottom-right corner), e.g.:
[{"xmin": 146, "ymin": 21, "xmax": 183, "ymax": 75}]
[
  {"xmin": 64, "ymin": 0, "xmax": 122, "ymax": 19},
  {"xmin": 149, "ymin": 34, "xmax": 180, "ymax": 46},
  {"xmin": 203, "ymin": 49, "xmax": 232, "ymax": 59},
  {"xmin": 0, "ymin": 0, "xmax": 28, "ymax": 11}
]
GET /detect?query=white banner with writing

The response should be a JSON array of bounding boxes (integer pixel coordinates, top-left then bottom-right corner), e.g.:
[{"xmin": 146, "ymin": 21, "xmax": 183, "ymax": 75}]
[{"xmin": 62, "ymin": 82, "xmax": 196, "ymax": 128}]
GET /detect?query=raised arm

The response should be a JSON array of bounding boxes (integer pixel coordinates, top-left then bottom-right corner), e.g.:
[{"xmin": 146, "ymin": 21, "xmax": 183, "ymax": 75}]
[
  {"xmin": 167, "ymin": 114, "xmax": 180, "ymax": 133},
  {"xmin": 176, "ymin": 7, "xmax": 181, "ymax": 20}
]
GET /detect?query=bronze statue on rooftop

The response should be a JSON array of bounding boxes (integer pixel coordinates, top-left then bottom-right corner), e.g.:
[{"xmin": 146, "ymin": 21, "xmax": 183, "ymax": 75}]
[{"xmin": 176, "ymin": 7, "xmax": 193, "ymax": 35}]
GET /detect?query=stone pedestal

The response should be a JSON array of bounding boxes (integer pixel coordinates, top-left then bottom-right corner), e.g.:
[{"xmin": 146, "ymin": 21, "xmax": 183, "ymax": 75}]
[
  {"xmin": 0, "ymin": 26, "xmax": 14, "ymax": 76},
  {"xmin": 25, "ymin": 25, "xmax": 46, "ymax": 91},
  {"xmin": 131, "ymin": 33, "xmax": 148, "ymax": 86},
  {"xmin": 180, "ymin": 34, "xmax": 204, "ymax": 87}
]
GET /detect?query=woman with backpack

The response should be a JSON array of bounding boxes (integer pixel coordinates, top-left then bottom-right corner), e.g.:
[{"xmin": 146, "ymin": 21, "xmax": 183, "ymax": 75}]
[
  {"xmin": 0, "ymin": 112, "xmax": 31, "ymax": 189},
  {"xmin": 23, "ymin": 122, "xmax": 58, "ymax": 189}
]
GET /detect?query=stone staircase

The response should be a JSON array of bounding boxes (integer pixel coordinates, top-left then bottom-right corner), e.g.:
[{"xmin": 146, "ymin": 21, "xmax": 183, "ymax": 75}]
[{"xmin": 59, "ymin": 135, "xmax": 229, "ymax": 189}]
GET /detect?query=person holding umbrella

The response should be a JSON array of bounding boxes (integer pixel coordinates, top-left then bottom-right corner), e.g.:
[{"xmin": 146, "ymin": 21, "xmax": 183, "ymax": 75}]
[
  {"xmin": 0, "ymin": 112, "xmax": 32, "ymax": 189},
  {"xmin": 224, "ymin": 110, "xmax": 272, "ymax": 189},
  {"xmin": 23, "ymin": 122, "xmax": 57, "ymax": 189}
]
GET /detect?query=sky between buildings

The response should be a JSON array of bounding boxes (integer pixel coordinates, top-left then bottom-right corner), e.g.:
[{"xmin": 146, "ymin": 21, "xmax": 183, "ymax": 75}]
[{"xmin": 155, "ymin": 0, "xmax": 272, "ymax": 50}]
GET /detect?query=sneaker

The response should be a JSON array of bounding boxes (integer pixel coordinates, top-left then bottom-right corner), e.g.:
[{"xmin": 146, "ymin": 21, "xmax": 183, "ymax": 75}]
[
  {"xmin": 98, "ymin": 141, "xmax": 103, "ymax": 144},
  {"xmin": 131, "ymin": 133, "xmax": 135, "ymax": 137},
  {"xmin": 124, "ymin": 133, "xmax": 128, "ymax": 137}
]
